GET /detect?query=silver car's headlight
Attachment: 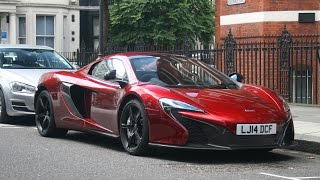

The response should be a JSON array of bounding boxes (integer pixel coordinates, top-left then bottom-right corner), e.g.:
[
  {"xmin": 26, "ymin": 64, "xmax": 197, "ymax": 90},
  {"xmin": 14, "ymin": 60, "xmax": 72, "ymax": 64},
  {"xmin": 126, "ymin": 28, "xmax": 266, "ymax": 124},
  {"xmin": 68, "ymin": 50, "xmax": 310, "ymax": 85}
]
[
  {"xmin": 278, "ymin": 94, "xmax": 290, "ymax": 112},
  {"xmin": 9, "ymin": 82, "xmax": 36, "ymax": 94},
  {"xmin": 159, "ymin": 98, "xmax": 204, "ymax": 114}
]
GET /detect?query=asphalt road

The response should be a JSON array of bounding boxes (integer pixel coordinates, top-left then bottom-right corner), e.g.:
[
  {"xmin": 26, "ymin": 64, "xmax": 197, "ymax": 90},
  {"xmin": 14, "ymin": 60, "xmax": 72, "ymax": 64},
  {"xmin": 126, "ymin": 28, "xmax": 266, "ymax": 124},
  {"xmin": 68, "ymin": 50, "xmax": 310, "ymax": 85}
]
[{"xmin": 1, "ymin": 117, "xmax": 320, "ymax": 180}]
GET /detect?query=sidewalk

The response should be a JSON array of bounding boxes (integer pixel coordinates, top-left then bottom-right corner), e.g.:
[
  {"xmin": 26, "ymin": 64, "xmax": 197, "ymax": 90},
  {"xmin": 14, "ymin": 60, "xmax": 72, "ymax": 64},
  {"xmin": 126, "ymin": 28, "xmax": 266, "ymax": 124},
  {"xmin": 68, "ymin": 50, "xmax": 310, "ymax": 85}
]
[{"xmin": 290, "ymin": 104, "xmax": 320, "ymax": 143}]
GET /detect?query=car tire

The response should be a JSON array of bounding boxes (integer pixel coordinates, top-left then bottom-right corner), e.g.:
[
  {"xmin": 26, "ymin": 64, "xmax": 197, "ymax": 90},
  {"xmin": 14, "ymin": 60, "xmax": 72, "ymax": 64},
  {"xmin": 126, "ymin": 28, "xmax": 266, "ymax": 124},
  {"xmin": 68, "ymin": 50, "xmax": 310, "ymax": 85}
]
[
  {"xmin": 120, "ymin": 99, "xmax": 149, "ymax": 155},
  {"xmin": 35, "ymin": 90, "xmax": 68, "ymax": 137},
  {"xmin": 0, "ymin": 89, "xmax": 11, "ymax": 123}
]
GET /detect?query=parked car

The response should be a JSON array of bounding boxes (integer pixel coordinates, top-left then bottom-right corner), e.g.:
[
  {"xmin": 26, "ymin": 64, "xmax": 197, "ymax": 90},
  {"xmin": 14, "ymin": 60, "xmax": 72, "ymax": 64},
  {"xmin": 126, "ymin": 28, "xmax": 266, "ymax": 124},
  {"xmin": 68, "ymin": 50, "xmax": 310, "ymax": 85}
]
[
  {"xmin": 35, "ymin": 52, "xmax": 294, "ymax": 155},
  {"xmin": 0, "ymin": 44, "xmax": 76, "ymax": 123}
]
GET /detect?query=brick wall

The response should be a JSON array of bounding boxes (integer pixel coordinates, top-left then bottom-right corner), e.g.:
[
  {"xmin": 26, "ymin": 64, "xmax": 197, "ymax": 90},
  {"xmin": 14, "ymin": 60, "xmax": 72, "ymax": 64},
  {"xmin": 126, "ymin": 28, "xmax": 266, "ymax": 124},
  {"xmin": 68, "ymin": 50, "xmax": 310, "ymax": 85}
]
[
  {"xmin": 215, "ymin": 0, "xmax": 320, "ymax": 104},
  {"xmin": 218, "ymin": 22, "xmax": 320, "ymax": 43},
  {"xmin": 216, "ymin": 0, "xmax": 320, "ymax": 43},
  {"xmin": 218, "ymin": 0, "xmax": 319, "ymax": 16}
]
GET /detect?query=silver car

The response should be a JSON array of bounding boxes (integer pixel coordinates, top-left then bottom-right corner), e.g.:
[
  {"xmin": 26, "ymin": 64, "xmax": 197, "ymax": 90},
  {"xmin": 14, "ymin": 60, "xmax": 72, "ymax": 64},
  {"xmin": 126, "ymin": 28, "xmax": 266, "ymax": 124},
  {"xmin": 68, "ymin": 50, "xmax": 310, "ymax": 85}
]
[{"xmin": 0, "ymin": 45, "xmax": 76, "ymax": 123}]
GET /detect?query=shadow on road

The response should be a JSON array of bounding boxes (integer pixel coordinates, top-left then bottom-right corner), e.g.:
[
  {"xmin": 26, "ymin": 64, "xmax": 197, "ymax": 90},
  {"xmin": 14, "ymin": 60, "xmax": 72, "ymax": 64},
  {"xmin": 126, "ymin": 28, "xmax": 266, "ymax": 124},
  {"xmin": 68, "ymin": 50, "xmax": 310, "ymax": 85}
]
[
  {"xmin": 287, "ymin": 140, "xmax": 320, "ymax": 155},
  {"xmin": 58, "ymin": 131, "xmax": 295, "ymax": 164},
  {"xmin": 7, "ymin": 116, "xmax": 35, "ymax": 127},
  {"xmin": 146, "ymin": 148, "xmax": 295, "ymax": 164},
  {"xmin": 62, "ymin": 131, "xmax": 124, "ymax": 152}
]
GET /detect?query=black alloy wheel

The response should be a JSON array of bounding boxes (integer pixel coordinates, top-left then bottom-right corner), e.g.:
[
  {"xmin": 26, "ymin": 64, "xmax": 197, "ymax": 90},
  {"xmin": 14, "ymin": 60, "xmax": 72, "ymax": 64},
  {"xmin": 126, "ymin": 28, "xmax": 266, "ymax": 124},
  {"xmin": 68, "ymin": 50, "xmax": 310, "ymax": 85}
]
[
  {"xmin": 0, "ymin": 89, "xmax": 10, "ymax": 123},
  {"xmin": 35, "ymin": 91, "xmax": 67, "ymax": 137},
  {"xmin": 120, "ymin": 99, "xmax": 149, "ymax": 155}
]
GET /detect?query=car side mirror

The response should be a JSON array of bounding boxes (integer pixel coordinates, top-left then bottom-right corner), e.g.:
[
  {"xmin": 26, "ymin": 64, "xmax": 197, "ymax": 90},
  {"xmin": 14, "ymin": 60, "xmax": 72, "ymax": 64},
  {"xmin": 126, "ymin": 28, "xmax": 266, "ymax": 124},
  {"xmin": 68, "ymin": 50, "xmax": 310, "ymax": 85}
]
[
  {"xmin": 115, "ymin": 80, "xmax": 128, "ymax": 89},
  {"xmin": 104, "ymin": 70, "xmax": 117, "ymax": 80},
  {"xmin": 229, "ymin": 72, "xmax": 244, "ymax": 83},
  {"xmin": 72, "ymin": 64, "xmax": 80, "ymax": 69}
]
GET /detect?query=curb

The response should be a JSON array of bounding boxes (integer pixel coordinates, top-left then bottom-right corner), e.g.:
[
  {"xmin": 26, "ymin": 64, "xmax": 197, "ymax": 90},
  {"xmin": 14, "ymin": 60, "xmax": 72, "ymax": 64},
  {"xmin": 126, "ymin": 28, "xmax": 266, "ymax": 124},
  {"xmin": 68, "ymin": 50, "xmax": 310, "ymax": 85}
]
[
  {"xmin": 295, "ymin": 134, "xmax": 320, "ymax": 144},
  {"xmin": 289, "ymin": 103, "xmax": 320, "ymax": 108},
  {"xmin": 287, "ymin": 139, "xmax": 320, "ymax": 155}
]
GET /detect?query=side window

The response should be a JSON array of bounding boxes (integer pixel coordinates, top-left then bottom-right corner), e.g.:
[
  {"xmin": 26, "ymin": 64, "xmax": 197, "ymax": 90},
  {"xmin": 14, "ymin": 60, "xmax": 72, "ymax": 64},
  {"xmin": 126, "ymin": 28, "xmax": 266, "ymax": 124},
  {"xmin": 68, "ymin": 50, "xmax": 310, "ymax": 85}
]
[
  {"xmin": 112, "ymin": 59, "xmax": 127, "ymax": 80},
  {"xmin": 91, "ymin": 60, "xmax": 113, "ymax": 80},
  {"xmin": 90, "ymin": 59, "xmax": 127, "ymax": 81}
]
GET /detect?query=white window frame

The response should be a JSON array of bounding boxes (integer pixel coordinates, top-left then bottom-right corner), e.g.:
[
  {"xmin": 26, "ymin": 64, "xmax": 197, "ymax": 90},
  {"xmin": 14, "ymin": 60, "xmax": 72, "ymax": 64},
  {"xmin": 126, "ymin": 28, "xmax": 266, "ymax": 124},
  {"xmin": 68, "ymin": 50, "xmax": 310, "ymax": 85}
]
[
  {"xmin": 17, "ymin": 15, "xmax": 26, "ymax": 44},
  {"xmin": 36, "ymin": 15, "xmax": 55, "ymax": 48}
]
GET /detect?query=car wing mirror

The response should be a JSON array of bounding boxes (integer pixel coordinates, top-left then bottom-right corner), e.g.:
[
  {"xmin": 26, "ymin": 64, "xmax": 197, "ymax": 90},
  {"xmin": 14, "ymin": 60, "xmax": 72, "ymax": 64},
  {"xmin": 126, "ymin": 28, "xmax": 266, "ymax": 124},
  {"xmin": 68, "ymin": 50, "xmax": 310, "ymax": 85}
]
[
  {"xmin": 229, "ymin": 72, "xmax": 244, "ymax": 83},
  {"xmin": 115, "ymin": 80, "xmax": 128, "ymax": 89},
  {"xmin": 72, "ymin": 64, "xmax": 80, "ymax": 69},
  {"xmin": 104, "ymin": 70, "xmax": 117, "ymax": 80}
]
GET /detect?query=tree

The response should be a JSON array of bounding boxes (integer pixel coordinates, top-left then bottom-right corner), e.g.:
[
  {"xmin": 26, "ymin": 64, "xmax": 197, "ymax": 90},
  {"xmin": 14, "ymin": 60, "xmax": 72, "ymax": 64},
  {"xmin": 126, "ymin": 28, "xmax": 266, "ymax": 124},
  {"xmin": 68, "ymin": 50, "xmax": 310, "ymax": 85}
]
[{"xmin": 109, "ymin": 0, "xmax": 214, "ymax": 47}]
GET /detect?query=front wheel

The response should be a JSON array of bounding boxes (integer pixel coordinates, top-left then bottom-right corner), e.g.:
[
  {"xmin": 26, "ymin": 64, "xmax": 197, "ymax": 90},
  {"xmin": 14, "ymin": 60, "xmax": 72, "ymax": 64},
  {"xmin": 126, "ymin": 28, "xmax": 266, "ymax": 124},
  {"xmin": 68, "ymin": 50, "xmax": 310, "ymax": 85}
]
[
  {"xmin": 120, "ymin": 99, "xmax": 149, "ymax": 155},
  {"xmin": 35, "ymin": 90, "xmax": 67, "ymax": 137},
  {"xmin": 0, "ymin": 89, "xmax": 11, "ymax": 123}
]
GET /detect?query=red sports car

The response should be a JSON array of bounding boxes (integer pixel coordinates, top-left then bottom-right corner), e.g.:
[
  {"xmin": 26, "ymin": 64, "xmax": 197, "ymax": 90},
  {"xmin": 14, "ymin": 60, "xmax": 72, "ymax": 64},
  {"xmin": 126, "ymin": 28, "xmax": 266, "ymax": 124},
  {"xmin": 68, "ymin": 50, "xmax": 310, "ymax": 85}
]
[{"xmin": 35, "ymin": 53, "xmax": 294, "ymax": 155}]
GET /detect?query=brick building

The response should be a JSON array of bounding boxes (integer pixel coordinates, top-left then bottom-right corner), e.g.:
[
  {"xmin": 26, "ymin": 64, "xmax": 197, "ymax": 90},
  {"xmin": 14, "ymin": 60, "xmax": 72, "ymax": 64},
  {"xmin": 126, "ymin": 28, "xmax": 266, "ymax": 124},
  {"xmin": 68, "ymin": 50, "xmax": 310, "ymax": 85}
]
[
  {"xmin": 215, "ymin": 0, "xmax": 320, "ymax": 43},
  {"xmin": 215, "ymin": 0, "xmax": 320, "ymax": 104}
]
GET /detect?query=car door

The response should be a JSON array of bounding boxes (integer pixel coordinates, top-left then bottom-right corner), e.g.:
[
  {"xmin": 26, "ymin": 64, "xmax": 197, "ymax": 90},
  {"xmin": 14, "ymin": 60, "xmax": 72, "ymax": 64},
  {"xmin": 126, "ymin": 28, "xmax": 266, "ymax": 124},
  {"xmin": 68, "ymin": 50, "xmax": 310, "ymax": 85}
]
[{"xmin": 87, "ymin": 58, "xmax": 128, "ymax": 135}]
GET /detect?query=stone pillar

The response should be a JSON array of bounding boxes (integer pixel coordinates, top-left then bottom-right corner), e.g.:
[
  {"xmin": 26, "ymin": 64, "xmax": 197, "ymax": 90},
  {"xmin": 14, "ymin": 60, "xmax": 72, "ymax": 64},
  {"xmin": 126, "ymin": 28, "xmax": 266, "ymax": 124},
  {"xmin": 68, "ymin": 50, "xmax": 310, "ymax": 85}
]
[
  {"xmin": 0, "ymin": 14, "xmax": 2, "ymax": 43},
  {"xmin": 9, "ymin": 12, "xmax": 17, "ymax": 44}
]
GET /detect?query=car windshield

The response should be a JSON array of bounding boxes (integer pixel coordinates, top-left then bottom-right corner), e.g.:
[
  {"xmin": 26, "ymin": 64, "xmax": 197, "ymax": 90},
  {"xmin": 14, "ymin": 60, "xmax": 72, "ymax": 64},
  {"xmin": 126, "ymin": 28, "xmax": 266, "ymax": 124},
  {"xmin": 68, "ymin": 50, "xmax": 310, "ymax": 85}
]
[
  {"xmin": 130, "ymin": 55, "xmax": 238, "ymax": 89},
  {"xmin": 0, "ymin": 48, "xmax": 73, "ymax": 69}
]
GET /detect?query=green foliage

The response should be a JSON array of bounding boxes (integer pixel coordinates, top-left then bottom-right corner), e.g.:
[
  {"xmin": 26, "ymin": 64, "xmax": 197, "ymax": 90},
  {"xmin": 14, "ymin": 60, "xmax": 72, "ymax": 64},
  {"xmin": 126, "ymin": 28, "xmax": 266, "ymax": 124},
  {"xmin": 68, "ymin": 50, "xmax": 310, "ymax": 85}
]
[{"xmin": 110, "ymin": 0, "xmax": 214, "ymax": 46}]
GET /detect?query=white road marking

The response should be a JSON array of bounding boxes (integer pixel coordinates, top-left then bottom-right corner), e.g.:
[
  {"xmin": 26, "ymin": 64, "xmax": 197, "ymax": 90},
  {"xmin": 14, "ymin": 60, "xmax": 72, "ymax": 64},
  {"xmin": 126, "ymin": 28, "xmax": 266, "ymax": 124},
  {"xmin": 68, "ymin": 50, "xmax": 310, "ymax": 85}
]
[
  {"xmin": 260, "ymin": 172, "xmax": 320, "ymax": 180},
  {"xmin": 0, "ymin": 124, "xmax": 23, "ymax": 129}
]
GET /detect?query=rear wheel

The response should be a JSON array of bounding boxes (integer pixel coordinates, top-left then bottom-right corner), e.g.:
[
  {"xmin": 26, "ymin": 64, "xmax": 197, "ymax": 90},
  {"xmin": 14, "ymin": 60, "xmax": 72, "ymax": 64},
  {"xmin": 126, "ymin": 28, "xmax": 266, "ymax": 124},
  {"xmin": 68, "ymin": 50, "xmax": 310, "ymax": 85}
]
[
  {"xmin": 0, "ymin": 89, "xmax": 11, "ymax": 123},
  {"xmin": 120, "ymin": 99, "xmax": 149, "ymax": 155},
  {"xmin": 35, "ymin": 90, "xmax": 67, "ymax": 137}
]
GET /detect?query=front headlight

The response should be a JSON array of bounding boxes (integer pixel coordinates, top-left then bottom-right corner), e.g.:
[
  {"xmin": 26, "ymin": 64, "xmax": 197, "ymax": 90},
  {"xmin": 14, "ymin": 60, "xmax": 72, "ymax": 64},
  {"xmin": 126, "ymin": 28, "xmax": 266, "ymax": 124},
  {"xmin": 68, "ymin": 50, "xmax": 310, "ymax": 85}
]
[
  {"xmin": 278, "ymin": 95, "xmax": 290, "ymax": 112},
  {"xmin": 9, "ymin": 82, "xmax": 36, "ymax": 94},
  {"xmin": 159, "ymin": 98, "xmax": 204, "ymax": 114}
]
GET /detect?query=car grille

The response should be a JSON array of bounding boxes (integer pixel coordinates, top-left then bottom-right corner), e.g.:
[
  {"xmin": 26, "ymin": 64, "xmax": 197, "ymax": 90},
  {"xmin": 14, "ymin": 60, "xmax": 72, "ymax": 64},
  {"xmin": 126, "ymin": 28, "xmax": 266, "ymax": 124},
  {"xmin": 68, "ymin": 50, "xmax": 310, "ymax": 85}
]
[
  {"xmin": 171, "ymin": 110, "xmax": 221, "ymax": 145},
  {"xmin": 171, "ymin": 110, "xmax": 284, "ymax": 148},
  {"xmin": 12, "ymin": 101, "xmax": 33, "ymax": 112},
  {"xmin": 176, "ymin": 116, "xmax": 209, "ymax": 144}
]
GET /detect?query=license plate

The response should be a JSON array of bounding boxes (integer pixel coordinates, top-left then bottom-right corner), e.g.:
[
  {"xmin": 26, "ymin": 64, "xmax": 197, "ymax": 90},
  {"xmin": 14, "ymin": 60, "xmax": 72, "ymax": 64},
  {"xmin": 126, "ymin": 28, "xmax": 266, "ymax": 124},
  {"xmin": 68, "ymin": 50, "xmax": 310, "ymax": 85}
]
[{"xmin": 236, "ymin": 123, "xmax": 277, "ymax": 135}]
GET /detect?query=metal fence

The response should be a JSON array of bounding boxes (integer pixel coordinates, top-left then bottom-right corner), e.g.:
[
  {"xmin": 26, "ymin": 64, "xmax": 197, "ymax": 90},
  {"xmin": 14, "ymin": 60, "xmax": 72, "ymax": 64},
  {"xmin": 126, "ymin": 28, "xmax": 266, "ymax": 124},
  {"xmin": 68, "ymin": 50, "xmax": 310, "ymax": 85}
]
[
  {"xmin": 220, "ymin": 28, "xmax": 320, "ymax": 105},
  {"xmin": 60, "ymin": 27, "xmax": 320, "ymax": 105}
]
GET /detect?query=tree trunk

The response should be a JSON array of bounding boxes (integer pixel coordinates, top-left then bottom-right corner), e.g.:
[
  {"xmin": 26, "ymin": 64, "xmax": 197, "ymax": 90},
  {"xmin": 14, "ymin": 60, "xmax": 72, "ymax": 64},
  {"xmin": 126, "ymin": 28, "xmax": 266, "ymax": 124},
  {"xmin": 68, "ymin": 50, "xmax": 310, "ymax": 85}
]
[{"xmin": 101, "ymin": 0, "xmax": 110, "ymax": 52}]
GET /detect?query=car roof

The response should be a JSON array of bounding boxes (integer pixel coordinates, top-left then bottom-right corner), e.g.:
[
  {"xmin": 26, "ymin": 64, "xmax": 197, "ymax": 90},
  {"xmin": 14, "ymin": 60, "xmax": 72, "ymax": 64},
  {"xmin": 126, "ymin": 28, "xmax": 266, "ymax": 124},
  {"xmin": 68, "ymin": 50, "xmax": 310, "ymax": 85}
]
[{"xmin": 0, "ymin": 44, "xmax": 54, "ymax": 50}]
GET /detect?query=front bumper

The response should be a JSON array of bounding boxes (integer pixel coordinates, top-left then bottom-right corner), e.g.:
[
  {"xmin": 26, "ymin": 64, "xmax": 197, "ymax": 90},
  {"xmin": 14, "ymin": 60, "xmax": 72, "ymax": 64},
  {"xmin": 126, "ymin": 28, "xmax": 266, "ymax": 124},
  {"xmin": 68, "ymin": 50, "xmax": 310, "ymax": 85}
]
[
  {"xmin": 150, "ymin": 114, "xmax": 294, "ymax": 150},
  {"xmin": 5, "ymin": 90, "xmax": 35, "ymax": 116}
]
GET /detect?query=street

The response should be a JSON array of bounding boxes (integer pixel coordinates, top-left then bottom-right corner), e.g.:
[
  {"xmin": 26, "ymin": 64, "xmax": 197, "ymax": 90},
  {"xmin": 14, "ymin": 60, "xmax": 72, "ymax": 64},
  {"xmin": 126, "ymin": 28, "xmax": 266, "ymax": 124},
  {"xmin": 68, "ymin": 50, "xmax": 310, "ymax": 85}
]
[{"xmin": 1, "ymin": 117, "xmax": 320, "ymax": 180}]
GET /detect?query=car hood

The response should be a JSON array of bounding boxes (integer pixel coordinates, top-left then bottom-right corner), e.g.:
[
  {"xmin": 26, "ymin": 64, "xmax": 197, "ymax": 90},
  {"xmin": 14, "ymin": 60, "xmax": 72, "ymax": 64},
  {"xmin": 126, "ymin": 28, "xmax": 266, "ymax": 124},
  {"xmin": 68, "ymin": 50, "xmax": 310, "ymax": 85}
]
[
  {"xmin": 168, "ymin": 87, "xmax": 284, "ymax": 123},
  {"xmin": 1, "ymin": 69, "xmax": 69, "ymax": 87}
]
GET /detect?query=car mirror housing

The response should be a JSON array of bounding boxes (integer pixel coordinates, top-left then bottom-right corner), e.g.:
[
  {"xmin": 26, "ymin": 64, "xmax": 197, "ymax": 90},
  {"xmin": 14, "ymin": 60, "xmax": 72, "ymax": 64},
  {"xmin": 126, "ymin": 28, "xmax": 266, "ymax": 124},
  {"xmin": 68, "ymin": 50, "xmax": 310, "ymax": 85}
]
[
  {"xmin": 104, "ymin": 70, "xmax": 117, "ymax": 80},
  {"xmin": 115, "ymin": 80, "xmax": 128, "ymax": 88},
  {"xmin": 229, "ymin": 72, "xmax": 244, "ymax": 83},
  {"xmin": 72, "ymin": 64, "xmax": 80, "ymax": 69}
]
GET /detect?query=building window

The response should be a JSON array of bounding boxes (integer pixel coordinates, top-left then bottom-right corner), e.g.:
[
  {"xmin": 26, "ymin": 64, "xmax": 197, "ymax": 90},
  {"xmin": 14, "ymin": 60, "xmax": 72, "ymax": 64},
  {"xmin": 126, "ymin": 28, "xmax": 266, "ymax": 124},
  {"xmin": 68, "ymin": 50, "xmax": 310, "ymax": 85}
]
[
  {"xmin": 36, "ymin": 16, "xmax": 54, "ymax": 48},
  {"xmin": 292, "ymin": 68, "xmax": 312, "ymax": 104},
  {"xmin": 18, "ymin": 16, "xmax": 26, "ymax": 44}
]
